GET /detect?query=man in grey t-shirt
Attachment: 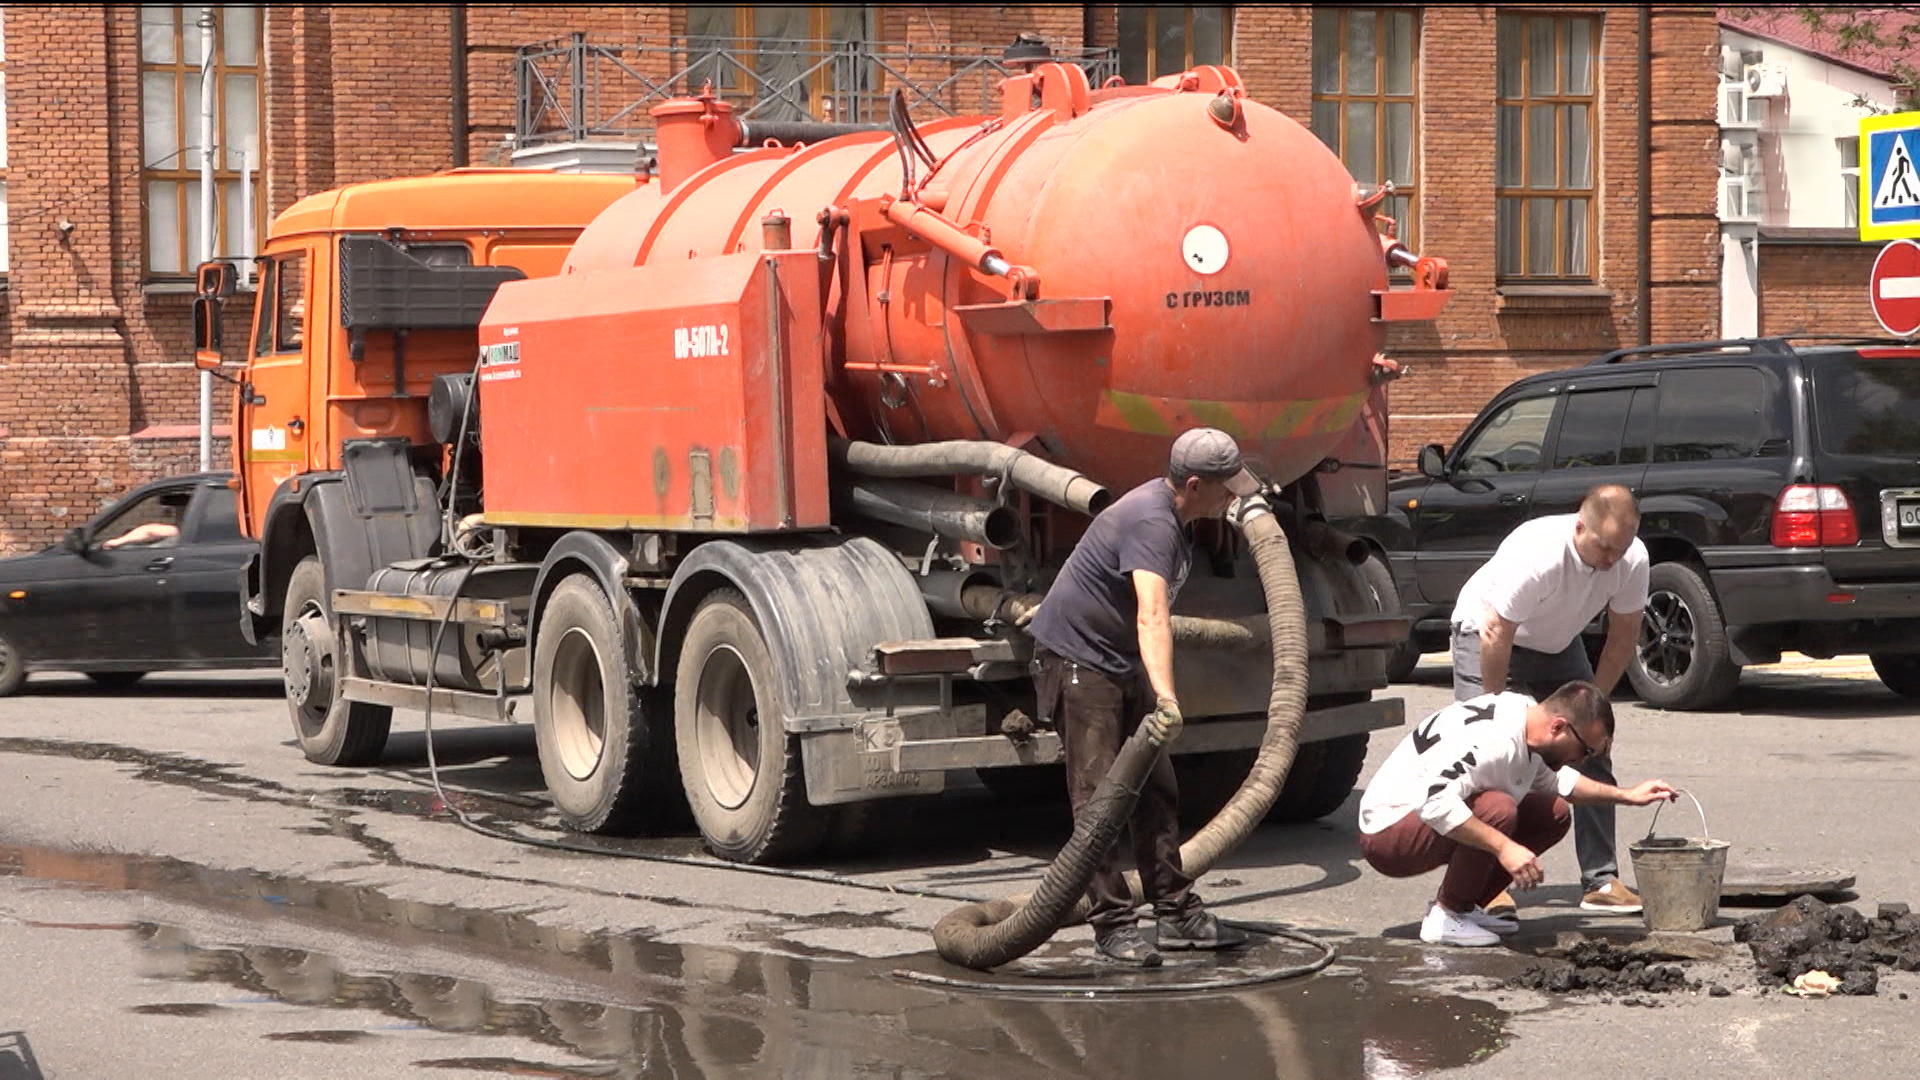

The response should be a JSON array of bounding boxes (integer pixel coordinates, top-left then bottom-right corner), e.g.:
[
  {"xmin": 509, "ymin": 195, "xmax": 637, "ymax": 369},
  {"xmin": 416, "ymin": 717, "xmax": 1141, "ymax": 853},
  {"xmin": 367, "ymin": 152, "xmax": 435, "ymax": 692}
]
[{"xmin": 1026, "ymin": 427, "xmax": 1258, "ymax": 967}]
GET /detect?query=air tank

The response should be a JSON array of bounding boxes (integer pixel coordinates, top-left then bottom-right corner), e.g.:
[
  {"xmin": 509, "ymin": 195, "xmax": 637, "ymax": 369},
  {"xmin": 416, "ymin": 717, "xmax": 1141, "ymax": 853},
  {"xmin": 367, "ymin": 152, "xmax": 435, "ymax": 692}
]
[{"xmin": 562, "ymin": 66, "xmax": 1426, "ymax": 492}]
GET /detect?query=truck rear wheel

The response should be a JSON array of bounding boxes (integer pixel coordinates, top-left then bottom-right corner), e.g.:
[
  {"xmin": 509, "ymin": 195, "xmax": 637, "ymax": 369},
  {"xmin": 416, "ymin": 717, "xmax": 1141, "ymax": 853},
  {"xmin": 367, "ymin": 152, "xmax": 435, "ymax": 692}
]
[
  {"xmin": 283, "ymin": 556, "xmax": 392, "ymax": 766},
  {"xmin": 1359, "ymin": 554, "xmax": 1419, "ymax": 683},
  {"xmin": 533, "ymin": 575, "xmax": 676, "ymax": 834},
  {"xmin": 674, "ymin": 589, "xmax": 827, "ymax": 864},
  {"xmin": 1175, "ymin": 733, "xmax": 1371, "ymax": 826}
]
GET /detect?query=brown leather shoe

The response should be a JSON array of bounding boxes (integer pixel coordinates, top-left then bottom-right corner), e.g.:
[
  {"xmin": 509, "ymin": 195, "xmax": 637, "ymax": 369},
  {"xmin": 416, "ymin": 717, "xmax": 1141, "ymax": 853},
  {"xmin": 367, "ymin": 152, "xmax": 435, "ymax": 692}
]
[
  {"xmin": 1484, "ymin": 889, "xmax": 1518, "ymax": 917},
  {"xmin": 1580, "ymin": 880, "xmax": 1644, "ymax": 914}
]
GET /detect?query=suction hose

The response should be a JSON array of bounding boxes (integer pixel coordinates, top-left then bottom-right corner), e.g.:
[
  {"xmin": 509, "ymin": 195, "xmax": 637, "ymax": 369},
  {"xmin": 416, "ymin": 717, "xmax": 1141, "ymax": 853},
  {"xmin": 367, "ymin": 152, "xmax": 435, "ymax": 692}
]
[
  {"xmin": 830, "ymin": 438, "xmax": 1113, "ymax": 516},
  {"xmin": 932, "ymin": 497, "xmax": 1309, "ymax": 969}
]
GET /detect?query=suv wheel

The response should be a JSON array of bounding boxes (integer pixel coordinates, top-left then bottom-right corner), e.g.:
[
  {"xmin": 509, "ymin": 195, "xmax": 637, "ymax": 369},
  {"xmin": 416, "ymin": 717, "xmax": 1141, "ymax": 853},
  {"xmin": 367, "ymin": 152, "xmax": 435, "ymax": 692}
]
[
  {"xmin": 1627, "ymin": 562, "xmax": 1742, "ymax": 711},
  {"xmin": 1870, "ymin": 653, "xmax": 1920, "ymax": 699}
]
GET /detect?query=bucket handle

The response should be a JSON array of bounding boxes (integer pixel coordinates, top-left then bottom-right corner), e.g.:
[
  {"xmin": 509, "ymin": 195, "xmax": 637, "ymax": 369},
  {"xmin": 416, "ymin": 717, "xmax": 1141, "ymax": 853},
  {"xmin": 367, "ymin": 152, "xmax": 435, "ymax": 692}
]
[{"xmin": 1642, "ymin": 788, "xmax": 1709, "ymax": 841}]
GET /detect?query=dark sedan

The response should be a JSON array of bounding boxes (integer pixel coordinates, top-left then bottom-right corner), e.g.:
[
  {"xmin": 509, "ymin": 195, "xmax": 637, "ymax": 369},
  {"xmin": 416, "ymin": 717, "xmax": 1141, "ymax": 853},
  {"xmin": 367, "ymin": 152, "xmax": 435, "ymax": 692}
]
[{"xmin": 0, "ymin": 473, "xmax": 276, "ymax": 694}]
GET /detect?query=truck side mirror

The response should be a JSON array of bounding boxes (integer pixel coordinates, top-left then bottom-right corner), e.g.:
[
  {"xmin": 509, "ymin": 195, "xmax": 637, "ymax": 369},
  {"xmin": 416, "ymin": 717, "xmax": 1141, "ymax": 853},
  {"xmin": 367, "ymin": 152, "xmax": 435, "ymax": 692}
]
[
  {"xmin": 1417, "ymin": 443, "xmax": 1447, "ymax": 479},
  {"xmin": 192, "ymin": 295, "xmax": 223, "ymax": 370},
  {"xmin": 193, "ymin": 260, "xmax": 235, "ymax": 371},
  {"xmin": 195, "ymin": 260, "xmax": 237, "ymax": 299}
]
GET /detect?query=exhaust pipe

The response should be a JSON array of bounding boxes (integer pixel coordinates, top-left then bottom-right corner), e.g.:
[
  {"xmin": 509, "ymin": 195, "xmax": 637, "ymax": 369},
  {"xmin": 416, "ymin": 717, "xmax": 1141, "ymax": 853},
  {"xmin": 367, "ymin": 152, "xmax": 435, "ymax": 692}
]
[{"xmin": 840, "ymin": 479, "xmax": 1023, "ymax": 550}]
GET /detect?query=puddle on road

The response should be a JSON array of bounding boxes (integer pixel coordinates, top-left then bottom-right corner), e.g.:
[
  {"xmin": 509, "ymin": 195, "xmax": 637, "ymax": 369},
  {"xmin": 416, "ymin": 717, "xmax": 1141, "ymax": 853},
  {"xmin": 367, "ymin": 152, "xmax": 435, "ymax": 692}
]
[{"xmin": 0, "ymin": 840, "xmax": 1512, "ymax": 1077}]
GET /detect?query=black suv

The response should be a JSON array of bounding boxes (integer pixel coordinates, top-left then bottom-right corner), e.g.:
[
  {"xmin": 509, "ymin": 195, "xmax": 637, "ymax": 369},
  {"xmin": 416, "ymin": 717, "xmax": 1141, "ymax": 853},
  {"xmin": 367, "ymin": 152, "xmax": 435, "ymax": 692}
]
[{"xmin": 1340, "ymin": 338, "xmax": 1920, "ymax": 710}]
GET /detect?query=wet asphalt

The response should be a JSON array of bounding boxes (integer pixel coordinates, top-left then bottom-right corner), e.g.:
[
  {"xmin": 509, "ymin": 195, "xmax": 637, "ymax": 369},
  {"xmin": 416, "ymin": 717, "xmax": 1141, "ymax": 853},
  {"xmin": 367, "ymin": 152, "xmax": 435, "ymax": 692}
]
[{"xmin": 0, "ymin": 662, "xmax": 1916, "ymax": 1078}]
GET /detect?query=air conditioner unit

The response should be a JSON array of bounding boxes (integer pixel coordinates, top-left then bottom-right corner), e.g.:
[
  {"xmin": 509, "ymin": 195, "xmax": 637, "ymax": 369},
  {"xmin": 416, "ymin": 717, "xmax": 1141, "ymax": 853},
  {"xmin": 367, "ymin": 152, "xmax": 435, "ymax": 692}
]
[
  {"xmin": 1744, "ymin": 62, "xmax": 1788, "ymax": 98},
  {"xmin": 1728, "ymin": 45, "xmax": 1758, "ymax": 79}
]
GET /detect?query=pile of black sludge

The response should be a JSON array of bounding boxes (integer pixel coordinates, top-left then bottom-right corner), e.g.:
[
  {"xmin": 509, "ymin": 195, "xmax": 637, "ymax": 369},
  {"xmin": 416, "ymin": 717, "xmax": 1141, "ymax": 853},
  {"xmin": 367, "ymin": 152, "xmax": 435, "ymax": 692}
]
[
  {"xmin": 1734, "ymin": 895, "xmax": 1920, "ymax": 997},
  {"xmin": 1507, "ymin": 938, "xmax": 1703, "ymax": 997}
]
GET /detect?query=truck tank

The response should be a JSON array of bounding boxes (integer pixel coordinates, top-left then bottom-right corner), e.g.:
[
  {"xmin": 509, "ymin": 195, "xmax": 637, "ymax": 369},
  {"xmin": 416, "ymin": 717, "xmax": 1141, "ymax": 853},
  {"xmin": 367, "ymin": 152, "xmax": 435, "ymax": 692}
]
[{"xmin": 551, "ymin": 65, "xmax": 1431, "ymax": 495}]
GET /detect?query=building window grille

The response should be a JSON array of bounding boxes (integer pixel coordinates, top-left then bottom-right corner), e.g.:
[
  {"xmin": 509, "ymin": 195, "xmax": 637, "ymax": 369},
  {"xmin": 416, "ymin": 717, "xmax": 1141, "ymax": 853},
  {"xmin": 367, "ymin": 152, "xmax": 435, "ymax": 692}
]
[
  {"xmin": 0, "ymin": 9, "xmax": 11, "ymax": 274},
  {"xmin": 140, "ymin": 4, "xmax": 263, "ymax": 277},
  {"xmin": 683, "ymin": 5, "xmax": 870, "ymax": 122},
  {"xmin": 1311, "ymin": 7, "xmax": 1419, "ymax": 254},
  {"xmin": 1118, "ymin": 6, "xmax": 1231, "ymax": 86},
  {"xmin": 1496, "ymin": 12, "xmax": 1598, "ymax": 280}
]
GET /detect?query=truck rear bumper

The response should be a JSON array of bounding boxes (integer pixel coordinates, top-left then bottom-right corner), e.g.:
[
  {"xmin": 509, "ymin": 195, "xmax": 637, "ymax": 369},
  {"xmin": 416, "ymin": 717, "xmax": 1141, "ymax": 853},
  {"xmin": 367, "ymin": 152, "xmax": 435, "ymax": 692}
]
[{"xmin": 884, "ymin": 696, "xmax": 1405, "ymax": 775}]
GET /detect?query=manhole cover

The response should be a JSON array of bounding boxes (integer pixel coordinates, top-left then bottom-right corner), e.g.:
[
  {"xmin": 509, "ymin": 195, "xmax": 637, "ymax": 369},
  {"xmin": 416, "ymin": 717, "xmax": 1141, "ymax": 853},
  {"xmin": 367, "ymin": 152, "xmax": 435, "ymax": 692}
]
[{"xmin": 1718, "ymin": 863, "xmax": 1855, "ymax": 899}]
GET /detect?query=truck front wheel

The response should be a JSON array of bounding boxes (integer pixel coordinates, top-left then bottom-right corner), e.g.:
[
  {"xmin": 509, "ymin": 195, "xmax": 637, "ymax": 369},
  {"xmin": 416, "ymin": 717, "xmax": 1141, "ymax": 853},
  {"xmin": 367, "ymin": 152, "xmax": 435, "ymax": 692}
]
[
  {"xmin": 533, "ymin": 575, "xmax": 676, "ymax": 834},
  {"xmin": 283, "ymin": 556, "xmax": 392, "ymax": 766},
  {"xmin": 673, "ymin": 589, "xmax": 826, "ymax": 864}
]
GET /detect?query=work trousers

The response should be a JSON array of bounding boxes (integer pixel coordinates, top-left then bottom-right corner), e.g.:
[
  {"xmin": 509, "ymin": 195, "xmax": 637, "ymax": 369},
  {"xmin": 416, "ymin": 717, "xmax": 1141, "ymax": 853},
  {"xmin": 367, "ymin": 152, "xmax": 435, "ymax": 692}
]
[
  {"xmin": 1360, "ymin": 790, "xmax": 1572, "ymax": 913},
  {"xmin": 1033, "ymin": 647, "xmax": 1199, "ymax": 931},
  {"xmin": 1450, "ymin": 625, "xmax": 1619, "ymax": 891}
]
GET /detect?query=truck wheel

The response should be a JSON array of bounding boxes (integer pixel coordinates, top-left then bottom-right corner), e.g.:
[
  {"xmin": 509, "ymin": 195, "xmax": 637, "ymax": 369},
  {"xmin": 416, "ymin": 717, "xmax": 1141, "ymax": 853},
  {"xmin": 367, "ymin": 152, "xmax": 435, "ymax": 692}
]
[
  {"xmin": 0, "ymin": 630, "xmax": 25, "ymax": 696},
  {"xmin": 85, "ymin": 671, "xmax": 148, "ymax": 690},
  {"xmin": 978, "ymin": 763, "xmax": 1069, "ymax": 806},
  {"xmin": 1269, "ymin": 733, "xmax": 1371, "ymax": 822},
  {"xmin": 1870, "ymin": 653, "xmax": 1920, "ymax": 699},
  {"xmin": 674, "ymin": 589, "xmax": 827, "ymax": 864},
  {"xmin": 1173, "ymin": 733, "xmax": 1370, "ymax": 827},
  {"xmin": 1359, "ymin": 554, "xmax": 1418, "ymax": 683},
  {"xmin": 1627, "ymin": 562, "xmax": 1741, "ymax": 711},
  {"xmin": 533, "ymin": 575, "xmax": 678, "ymax": 834},
  {"xmin": 283, "ymin": 556, "xmax": 392, "ymax": 766}
]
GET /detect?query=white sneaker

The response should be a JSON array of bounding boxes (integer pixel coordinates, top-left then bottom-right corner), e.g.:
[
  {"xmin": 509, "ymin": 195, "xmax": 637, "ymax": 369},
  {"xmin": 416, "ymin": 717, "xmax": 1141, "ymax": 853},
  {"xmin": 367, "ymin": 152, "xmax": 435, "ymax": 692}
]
[
  {"xmin": 1467, "ymin": 907, "xmax": 1519, "ymax": 936},
  {"xmin": 1420, "ymin": 903, "xmax": 1502, "ymax": 947}
]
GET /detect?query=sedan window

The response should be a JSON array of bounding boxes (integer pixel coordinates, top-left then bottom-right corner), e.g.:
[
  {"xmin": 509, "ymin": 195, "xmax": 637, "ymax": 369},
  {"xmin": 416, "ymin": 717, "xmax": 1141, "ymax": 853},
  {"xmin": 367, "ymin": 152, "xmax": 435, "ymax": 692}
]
[
  {"xmin": 93, "ymin": 488, "xmax": 192, "ymax": 550},
  {"xmin": 1455, "ymin": 394, "xmax": 1557, "ymax": 476}
]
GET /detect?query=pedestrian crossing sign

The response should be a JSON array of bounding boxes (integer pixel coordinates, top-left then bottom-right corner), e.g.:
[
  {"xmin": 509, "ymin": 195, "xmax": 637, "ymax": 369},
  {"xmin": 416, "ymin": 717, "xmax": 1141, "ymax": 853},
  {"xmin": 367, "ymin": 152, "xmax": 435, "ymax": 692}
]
[{"xmin": 1861, "ymin": 111, "xmax": 1920, "ymax": 240}]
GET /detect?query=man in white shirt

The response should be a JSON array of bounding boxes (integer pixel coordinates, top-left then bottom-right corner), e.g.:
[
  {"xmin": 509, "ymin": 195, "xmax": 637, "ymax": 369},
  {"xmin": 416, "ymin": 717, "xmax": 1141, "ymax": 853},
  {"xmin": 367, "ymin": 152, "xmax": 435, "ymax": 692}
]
[
  {"xmin": 1450, "ymin": 484, "xmax": 1650, "ymax": 915},
  {"xmin": 1358, "ymin": 683, "xmax": 1676, "ymax": 946}
]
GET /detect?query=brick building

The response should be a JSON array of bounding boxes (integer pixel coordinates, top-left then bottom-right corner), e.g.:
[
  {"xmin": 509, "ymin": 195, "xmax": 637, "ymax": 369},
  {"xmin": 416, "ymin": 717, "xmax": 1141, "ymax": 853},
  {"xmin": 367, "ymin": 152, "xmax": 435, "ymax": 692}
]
[{"xmin": 0, "ymin": 4, "xmax": 1721, "ymax": 554}]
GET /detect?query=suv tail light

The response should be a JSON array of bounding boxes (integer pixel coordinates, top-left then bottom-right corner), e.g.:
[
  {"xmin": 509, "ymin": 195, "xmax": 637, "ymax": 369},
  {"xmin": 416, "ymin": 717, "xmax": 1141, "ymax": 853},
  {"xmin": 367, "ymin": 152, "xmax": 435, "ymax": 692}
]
[{"xmin": 1770, "ymin": 484, "xmax": 1859, "ymax": 547}]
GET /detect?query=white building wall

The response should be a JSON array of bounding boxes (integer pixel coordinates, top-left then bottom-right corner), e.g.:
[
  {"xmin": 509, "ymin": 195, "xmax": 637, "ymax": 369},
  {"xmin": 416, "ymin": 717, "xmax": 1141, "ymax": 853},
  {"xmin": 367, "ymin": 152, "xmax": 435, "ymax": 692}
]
[{"xmin": 1722, "ymin": 28, "xmax": 1896, "ymax": 229}]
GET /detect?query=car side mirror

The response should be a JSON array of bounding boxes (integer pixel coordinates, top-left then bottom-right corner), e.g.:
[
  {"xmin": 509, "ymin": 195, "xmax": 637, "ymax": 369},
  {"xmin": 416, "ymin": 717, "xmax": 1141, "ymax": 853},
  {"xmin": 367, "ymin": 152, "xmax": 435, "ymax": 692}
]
[
  {"xmin": 62, "ymin": 527, "xmax": 88, "ymax": 555},
  {"xmin": 1417, "ymin": 444, "xmax": 1448, "ymax": 479}
]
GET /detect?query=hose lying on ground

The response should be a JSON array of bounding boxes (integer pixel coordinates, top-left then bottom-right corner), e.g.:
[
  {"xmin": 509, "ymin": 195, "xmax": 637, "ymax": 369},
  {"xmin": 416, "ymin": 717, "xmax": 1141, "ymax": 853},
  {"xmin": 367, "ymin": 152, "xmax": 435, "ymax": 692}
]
[{"xmin": 932, "ymin": 497, "xmax": 1310, "ymax": 969}]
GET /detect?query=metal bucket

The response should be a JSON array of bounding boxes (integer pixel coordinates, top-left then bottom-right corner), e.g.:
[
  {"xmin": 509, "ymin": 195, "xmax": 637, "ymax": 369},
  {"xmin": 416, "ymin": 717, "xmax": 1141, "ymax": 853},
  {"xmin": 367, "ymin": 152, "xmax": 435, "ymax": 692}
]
[{"xmin": 1627, "ymin": 791, "xmax": 1729, "ymax": 932}]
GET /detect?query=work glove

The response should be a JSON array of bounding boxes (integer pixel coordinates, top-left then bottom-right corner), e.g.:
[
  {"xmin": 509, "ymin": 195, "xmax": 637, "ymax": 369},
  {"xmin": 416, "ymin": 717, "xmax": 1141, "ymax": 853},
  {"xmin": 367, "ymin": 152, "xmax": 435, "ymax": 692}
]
[
  {"xmin": 1142, "ymin": 696, "xmax": 1183, "ymax": 748},
  {"xmin": 1012, "ymin": 601, "xmax": 1039, "ymax": 629}
]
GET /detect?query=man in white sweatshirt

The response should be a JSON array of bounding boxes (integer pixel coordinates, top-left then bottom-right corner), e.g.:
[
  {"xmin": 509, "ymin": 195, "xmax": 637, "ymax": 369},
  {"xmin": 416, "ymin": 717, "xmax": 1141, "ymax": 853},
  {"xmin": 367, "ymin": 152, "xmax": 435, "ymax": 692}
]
[{"xmin": 1357, "ymin": 682, "xmax": 1676, "ymax": 946}]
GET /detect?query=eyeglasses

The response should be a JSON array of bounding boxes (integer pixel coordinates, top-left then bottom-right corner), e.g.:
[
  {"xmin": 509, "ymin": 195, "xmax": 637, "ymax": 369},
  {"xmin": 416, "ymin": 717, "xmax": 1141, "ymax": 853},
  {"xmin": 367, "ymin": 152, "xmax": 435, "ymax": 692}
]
[{"xmin": 1566, "ymin": 723, "xmax": 1603, "ymax": 762}]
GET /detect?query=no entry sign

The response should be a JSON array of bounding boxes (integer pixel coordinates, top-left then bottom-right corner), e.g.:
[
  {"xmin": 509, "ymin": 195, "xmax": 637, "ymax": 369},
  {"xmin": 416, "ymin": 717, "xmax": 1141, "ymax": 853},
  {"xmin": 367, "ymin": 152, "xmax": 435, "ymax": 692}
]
[{"xmin": 1870, "ymin": 239, "xmax": 1920, "ymax": 337}]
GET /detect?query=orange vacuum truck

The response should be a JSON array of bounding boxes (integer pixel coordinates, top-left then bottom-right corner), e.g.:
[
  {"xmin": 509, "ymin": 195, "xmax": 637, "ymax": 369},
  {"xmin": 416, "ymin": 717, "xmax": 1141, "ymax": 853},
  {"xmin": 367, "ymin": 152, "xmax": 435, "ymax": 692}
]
[{"xmin": 193, "ymin": 62, "xmax": 1450, "ymax": 864}]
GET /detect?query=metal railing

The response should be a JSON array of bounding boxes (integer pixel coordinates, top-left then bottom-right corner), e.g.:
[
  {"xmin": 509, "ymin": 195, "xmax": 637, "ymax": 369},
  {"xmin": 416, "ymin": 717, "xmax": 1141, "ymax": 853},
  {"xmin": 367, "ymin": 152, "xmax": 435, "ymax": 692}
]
[{"xmin": 515, "ymin": 33, "xmax": 1120, "ymax": 147}]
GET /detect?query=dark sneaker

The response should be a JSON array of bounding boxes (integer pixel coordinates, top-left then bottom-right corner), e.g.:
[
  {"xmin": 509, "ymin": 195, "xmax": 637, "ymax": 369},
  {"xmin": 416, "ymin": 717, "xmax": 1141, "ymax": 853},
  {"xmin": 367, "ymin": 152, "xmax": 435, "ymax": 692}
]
[
  {"xmin": 1094, "ymin": 925, "xmax": 1163, "ymax": 968},
  {"xmin": 1155, "ymin": 909, "xmax": 1250, "ymax": 951}
]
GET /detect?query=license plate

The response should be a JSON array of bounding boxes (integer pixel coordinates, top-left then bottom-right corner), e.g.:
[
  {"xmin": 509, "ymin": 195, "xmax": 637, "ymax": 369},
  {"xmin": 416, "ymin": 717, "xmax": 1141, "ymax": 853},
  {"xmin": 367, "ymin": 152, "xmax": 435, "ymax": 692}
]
[{"xmin": 1903, "ymin": 501, "xmax": 1920, "ymax": 532}]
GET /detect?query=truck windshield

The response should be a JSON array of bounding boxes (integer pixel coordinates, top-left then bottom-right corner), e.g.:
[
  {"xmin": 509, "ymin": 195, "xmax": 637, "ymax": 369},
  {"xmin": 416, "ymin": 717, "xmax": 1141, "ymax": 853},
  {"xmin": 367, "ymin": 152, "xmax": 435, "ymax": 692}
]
[{"xmin": 1811, "ymin": 355, "xmax": 1920, "ymax": 456}]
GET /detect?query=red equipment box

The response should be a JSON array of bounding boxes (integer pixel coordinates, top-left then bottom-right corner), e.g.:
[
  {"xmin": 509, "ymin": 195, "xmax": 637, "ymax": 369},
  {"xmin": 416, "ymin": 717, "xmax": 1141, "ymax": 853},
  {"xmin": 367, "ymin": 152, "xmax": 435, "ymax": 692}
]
[{"xmin": 476, "ymin": 250, "xmax": 828, "ymax": 532}]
